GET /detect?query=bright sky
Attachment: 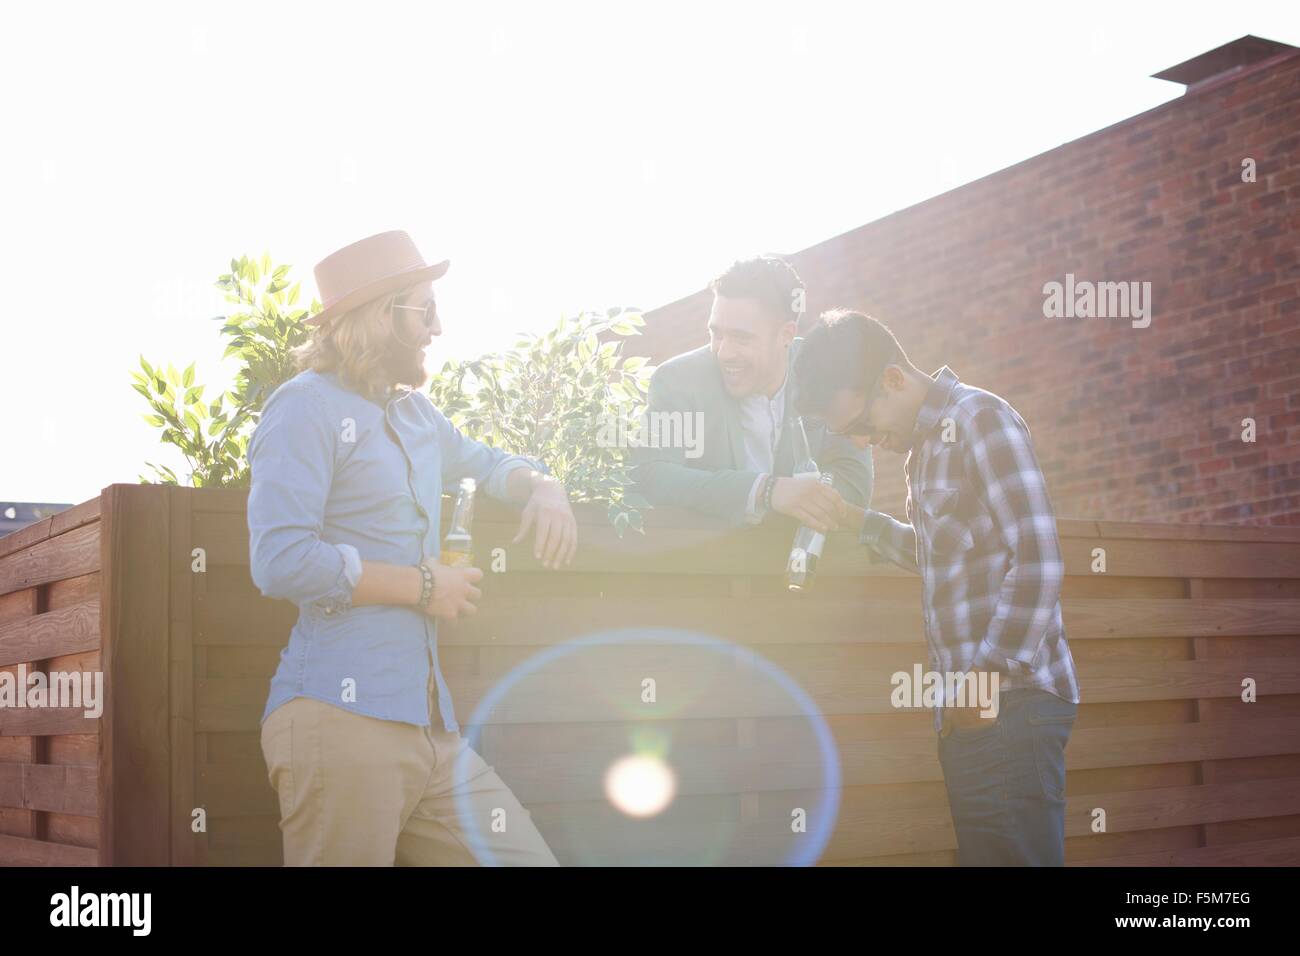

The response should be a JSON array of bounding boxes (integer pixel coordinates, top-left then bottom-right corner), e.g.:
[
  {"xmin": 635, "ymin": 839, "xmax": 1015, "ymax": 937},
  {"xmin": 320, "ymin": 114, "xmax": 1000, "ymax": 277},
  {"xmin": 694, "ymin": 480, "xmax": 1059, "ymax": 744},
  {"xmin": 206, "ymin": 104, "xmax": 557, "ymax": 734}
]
[{"xmin": 2, "ymin": 0, "xmax": 1296, "ymax": 505}]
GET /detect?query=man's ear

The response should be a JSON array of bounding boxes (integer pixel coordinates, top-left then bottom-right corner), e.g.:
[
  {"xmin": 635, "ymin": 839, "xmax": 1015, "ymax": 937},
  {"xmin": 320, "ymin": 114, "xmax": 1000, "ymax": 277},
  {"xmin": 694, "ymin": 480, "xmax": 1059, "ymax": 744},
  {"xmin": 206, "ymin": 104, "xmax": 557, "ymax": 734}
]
[
  {"xmin": 779, "ymin": 320, "xmax": 798, "ymax": 348},
  {"xmin": 881, "ymin": 364, "xmax": 907, "ymax": 392}
]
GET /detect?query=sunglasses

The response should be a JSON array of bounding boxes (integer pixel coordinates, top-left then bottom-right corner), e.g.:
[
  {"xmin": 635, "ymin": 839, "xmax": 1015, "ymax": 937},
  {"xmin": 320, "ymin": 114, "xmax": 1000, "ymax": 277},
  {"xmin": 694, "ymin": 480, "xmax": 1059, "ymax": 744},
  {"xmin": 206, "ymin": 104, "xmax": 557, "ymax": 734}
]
[{"xmin": 392, "ymin": 298, "xmax": 438, "ymax": 328}]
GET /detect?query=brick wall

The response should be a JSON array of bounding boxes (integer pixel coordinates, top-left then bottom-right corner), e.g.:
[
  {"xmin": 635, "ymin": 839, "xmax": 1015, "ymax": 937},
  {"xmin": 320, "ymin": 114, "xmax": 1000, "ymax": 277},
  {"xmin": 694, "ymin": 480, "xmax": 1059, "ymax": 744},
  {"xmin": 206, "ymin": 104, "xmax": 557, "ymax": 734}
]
[{"xmin": 636, "ymin": 47, "xmax": 1300, "ymax": 526}]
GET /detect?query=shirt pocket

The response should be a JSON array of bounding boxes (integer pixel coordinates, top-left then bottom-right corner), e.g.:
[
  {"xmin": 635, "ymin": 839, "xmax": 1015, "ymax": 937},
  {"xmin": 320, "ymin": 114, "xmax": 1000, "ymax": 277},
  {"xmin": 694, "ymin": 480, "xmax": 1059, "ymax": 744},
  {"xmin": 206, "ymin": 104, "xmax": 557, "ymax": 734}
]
[{"xmin": 919, "ymin": 485, "xmax": 975, "ymax": 556}]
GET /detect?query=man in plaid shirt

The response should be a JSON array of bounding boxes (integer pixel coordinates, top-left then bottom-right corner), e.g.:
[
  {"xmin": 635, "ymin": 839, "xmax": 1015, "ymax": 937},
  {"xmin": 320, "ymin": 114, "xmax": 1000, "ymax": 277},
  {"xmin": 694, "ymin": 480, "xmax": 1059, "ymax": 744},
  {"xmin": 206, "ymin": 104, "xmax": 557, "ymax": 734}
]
[{"xmin": 794, "ymin": 309, "xmax": 1081, "ymax": 866}]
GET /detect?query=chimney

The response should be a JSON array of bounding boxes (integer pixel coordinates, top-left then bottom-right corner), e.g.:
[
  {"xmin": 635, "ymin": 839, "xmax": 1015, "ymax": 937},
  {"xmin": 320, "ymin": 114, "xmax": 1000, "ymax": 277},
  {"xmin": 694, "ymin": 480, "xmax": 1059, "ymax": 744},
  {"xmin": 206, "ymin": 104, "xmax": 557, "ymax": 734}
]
[{"xmin": 1153, "ymin": 35, "xmax": 1299, "ymax": 94}]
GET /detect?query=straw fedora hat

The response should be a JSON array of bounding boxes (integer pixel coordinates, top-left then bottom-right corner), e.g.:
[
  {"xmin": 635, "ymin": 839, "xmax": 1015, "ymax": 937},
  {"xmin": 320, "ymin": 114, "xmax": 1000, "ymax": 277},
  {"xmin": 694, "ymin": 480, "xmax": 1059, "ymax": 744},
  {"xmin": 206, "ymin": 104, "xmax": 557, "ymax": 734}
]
[{"xmin": 305, "ymin": 230, "xmax": 449, "ymax": 327}]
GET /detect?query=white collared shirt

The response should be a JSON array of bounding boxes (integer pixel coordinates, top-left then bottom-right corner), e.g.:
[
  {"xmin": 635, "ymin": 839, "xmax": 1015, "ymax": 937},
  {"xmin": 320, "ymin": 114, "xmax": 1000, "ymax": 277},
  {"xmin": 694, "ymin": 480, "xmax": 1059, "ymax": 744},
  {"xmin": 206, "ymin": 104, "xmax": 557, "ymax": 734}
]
[{"xmin": 736, "ymin": 372, "xmax": 788, "ymax": 522}]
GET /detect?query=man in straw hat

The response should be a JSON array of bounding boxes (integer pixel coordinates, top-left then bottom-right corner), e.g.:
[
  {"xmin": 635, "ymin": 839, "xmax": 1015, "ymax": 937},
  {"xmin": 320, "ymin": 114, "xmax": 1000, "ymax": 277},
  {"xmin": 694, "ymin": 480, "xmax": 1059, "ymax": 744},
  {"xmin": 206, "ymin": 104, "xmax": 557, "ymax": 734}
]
[{"xmin": 248, "ymin": 230, "xmax": 576, "ymax": 865}]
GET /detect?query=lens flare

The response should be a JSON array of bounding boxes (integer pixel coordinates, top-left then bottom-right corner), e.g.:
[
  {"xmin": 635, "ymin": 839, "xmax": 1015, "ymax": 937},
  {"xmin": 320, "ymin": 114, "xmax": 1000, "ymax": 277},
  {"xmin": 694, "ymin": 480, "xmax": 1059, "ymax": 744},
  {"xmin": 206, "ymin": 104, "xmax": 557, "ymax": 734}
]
[
  {"xmin": 455, "ymin": 628, "xmax": 841, "ymax": 866},
  {"xmin": 604, "ymin": 753, "xmax": 676, "ymax": 818}
]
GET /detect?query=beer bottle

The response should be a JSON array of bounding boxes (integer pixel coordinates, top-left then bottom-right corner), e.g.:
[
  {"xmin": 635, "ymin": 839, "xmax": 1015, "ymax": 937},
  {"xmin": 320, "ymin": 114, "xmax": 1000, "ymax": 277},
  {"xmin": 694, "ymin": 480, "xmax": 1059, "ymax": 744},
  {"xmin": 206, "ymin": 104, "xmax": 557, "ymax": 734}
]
[
  {"xmin": 441, "ymin": 478, "xmax": 477, "ymax": 567},
  {"xmin": 786, "ymin": 417, "xmax": 830, "ymax": 592}
]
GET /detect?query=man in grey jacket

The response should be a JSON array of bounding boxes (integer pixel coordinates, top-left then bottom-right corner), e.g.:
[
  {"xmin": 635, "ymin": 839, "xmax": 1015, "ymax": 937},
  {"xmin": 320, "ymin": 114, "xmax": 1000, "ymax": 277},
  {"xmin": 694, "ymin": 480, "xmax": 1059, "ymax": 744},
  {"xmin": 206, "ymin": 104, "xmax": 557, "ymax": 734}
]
[{"xmin": 632, "ymin": 256, "xmax": 873, "ymax": 531}]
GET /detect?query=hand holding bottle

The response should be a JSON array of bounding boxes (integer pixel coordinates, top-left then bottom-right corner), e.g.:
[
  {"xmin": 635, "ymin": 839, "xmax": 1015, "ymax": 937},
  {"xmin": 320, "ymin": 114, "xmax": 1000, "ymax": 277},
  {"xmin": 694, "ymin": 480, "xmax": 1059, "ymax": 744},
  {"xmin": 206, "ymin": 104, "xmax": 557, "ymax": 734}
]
[
  {"xmin": 419, "ymin": 564, "xmax": 484, "ymax": 621},
  {"xmin": 771, "ymin": 475, "xmax": 847, "ymax": 533}
]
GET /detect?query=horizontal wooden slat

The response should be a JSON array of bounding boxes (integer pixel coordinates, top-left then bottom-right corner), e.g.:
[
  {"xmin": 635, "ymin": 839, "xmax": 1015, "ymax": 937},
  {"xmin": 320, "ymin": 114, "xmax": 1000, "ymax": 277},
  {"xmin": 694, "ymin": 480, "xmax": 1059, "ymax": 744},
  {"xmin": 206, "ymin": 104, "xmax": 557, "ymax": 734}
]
[
  {"xmin": 186, "ymin": 489, "xmax": 1300, "ymax": 543},
  {"xmin": 0, "ymin": 832, "xmax": 98, "ymax": 866},
  {"xmin": 0, "ymin": 763, "xmax": 97, "ymax": 815},
  {"xmin": 49, "ymin": 498, "xmax": 101, "ymax": 536},
  {"xmin": 0, "ymin": 598, "xmax": 100, "ymax": 667},
  {"xmin": 803, "ymin": 776, "xmax": 1300, "ymax": 861},
  {"xmin": 0, "ymin": 706, "xmax": 100, "ymax": 737},
  {"xmin": 0, "ymin": 498, "xmax": 102, "ymax": 562},
  {"xmin": 1076, "ymin": 657, "xmax": 1300, "ymax": 703},
  {"xmin": 484, "ymin": 715, "xmax": 1300, "ymax": 801},
  {"xmin": 195, "ymin": 653, "xmax": 1300, "ymax": 732},
  {"xmin": 1059, "ymin": 538, "xmax": 1300, "ymax": 580},
  {"xmin": 1090, "ymin": 520, "xmax": 1300, "ymax": 544},
  {"xmin": 0, "ymin": 517, "xmax": 55, "ymax": 561},
  {"xmin": 192, "ymin": 507, "xmax": 1300, "ymax": 579},
  {"xmin": 1073, "ymin": 834, "xmax": 1300, "ymax": 866},
  {"xmin": 495, "ymin": 713, "xmax": 1300, "ymax": 798},
  {"xmin": 450, "ymin": 656, "xmax": 1300, "ymax": 723},
  {"xmin": 0, "ymin": 523, "xmax": 100, "ymax": 599},
  {"xmin": 1062, "ymin": 597, "xmax": 1300, "ymax": 639},
  {"xmin": 192, "ymin": 593, "xmax": 1300, "ymax": 649},
  {"xmin": 503, "ymin": 775, "xmax": 1300, "ymax": 863}
]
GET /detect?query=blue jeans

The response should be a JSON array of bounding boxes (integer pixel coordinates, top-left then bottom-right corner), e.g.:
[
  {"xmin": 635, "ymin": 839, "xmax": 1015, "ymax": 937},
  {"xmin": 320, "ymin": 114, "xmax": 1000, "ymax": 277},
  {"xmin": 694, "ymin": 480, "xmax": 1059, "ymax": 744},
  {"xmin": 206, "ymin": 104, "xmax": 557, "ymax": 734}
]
[{"xmin": 937, "ymin": 687, "xmax": 1076, "ymax": 866}]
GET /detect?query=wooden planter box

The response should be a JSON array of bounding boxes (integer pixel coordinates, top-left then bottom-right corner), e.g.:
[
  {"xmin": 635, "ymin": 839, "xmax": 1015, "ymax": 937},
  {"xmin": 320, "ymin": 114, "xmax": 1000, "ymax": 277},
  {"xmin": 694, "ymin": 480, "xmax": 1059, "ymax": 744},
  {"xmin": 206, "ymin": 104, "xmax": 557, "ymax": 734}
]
[{"xmin": 3, "ymin": 483, "xmax": 1300, "ymax": 865}]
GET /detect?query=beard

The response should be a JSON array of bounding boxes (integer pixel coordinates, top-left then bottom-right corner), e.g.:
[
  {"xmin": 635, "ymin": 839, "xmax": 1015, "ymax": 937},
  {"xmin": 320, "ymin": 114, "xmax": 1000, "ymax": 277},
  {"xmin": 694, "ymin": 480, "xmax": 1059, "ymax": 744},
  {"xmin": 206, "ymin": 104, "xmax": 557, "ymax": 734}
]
[{"xmin": 380, "ymin": 335, "xmax": 428, "ymax": 390}]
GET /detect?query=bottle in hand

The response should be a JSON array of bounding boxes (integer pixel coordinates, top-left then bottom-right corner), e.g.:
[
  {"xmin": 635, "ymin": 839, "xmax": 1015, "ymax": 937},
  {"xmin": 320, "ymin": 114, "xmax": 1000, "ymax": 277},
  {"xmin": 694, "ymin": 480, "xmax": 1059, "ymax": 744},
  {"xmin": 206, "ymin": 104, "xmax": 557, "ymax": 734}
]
[
  {"xmin": 786, "ymin": 417, "xmax": 830, "ymax": 593},
  {"xmin": 441, "ymin": 477, "xmax": 477, "ymax": 567}
]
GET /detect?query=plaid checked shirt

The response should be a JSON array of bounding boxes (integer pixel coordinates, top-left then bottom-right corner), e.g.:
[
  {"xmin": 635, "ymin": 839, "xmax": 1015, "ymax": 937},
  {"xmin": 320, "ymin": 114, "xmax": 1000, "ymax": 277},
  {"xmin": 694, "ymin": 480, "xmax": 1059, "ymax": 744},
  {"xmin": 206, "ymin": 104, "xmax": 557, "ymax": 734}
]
[{"xmin": 859, "ymin": 367, "xmax": 1080, "ymax": 730}]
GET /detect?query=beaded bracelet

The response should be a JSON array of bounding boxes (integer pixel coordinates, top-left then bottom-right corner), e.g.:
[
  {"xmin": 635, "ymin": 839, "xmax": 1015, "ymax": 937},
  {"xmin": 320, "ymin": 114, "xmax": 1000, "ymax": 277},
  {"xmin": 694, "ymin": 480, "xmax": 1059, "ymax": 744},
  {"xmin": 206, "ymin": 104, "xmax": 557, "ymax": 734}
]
[
  {"xmin": 416, "ymin": 561, "xmax": 435, "ymax": 609},
  {"xmin": 761, "ymin": 473, "xmax": 776, "ymax": 513}
]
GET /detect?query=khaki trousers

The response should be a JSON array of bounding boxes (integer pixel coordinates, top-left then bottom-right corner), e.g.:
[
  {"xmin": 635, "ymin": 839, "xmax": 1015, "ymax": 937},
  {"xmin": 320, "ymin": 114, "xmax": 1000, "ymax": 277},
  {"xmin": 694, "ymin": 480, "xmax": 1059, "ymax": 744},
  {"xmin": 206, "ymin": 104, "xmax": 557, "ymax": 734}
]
[{"xmin": 260, "ymin": 686, "xmax": 558, "ymax": 866}]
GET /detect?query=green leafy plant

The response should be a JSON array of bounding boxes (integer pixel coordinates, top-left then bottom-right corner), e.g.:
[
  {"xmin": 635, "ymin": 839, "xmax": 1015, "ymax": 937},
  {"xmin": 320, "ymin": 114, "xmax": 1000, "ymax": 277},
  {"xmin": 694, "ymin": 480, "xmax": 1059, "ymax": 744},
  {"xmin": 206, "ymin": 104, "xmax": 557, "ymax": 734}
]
[
  {"xmin": 426, "ymin": 310, "xmax": 656, "ymax": 535},
  {"xmin": 133, "ymin": 258, "xmax": 655, "ymax": 535},
  {"xmin": 133, "ymin": 253, "xmax": 317, "ymax": 486}
]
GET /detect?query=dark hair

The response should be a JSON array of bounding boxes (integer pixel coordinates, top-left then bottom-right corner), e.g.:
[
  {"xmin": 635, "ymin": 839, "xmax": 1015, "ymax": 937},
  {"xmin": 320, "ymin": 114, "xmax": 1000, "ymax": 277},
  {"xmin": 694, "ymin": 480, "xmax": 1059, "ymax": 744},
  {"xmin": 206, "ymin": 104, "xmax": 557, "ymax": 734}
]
[
  {"xmin": 794, "ymin": 309, "xmax": 908, "ymax": 415},
  {"xmin": 710, "ymin": 256, "xmax": 805, "ymax": 324}
]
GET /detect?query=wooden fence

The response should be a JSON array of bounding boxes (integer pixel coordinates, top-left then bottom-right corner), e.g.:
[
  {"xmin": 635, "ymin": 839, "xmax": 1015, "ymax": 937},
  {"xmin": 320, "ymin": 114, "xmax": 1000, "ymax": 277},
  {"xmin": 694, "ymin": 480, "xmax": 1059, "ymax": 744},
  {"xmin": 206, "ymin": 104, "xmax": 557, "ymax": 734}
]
[{"xmin": 2, "ymin": 482, "xmax": 1300, "ymax": 864}]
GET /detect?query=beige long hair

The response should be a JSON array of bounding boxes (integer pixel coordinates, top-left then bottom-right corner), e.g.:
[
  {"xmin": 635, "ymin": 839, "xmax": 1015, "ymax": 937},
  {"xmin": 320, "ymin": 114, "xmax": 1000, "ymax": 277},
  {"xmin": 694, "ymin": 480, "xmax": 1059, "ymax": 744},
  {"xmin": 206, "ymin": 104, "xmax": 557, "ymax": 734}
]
[{"xmin": 291, "ymin": 292, "xmax": 401, "ymax": 403}]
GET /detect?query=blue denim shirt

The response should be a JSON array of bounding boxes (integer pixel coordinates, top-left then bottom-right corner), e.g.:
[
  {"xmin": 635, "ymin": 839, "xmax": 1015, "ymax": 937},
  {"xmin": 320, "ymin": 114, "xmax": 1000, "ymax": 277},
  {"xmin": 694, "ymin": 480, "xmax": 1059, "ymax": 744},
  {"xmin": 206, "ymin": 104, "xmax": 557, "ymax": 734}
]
[{"xmin": 247, "ymin": 368, "xmax": 542, "ymax": 731}]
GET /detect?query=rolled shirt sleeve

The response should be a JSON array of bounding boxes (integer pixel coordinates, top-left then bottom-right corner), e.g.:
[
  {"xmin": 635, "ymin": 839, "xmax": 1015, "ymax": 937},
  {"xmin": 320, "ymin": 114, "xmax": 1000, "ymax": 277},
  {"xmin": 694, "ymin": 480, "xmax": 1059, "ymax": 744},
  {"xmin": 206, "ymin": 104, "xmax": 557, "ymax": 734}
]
[
  {"xmin": 431, "ymin": 403, "xmax": 548, "ymax": 501},
  {"xmin": 858, "ymin": 508, "xmax": 920, "ymax": 574},
  {"xmin": 482, "ymin": 456, "xmax": 540, "ymax": 501},
  {"xmin": 247, "ymin": 379, "xmax": 363, "ymax": 618}
]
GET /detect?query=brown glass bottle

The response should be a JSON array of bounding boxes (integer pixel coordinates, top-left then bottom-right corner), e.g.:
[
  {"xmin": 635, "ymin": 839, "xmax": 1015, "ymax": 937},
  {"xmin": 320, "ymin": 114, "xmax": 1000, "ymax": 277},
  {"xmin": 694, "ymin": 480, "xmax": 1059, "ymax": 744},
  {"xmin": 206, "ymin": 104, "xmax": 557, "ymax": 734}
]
[{"xmin": 441, "ymin": 478, "xmax": 476, "ymax": 567}]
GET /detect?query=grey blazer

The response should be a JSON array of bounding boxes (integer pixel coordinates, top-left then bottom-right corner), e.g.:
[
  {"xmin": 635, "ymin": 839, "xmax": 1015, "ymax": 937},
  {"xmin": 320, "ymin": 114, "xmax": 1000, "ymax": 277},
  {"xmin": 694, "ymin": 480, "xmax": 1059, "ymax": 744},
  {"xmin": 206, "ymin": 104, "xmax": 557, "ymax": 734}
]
[{"xmin": 630, "ymin": 339, "xmax": 874, "ymax": 526}]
